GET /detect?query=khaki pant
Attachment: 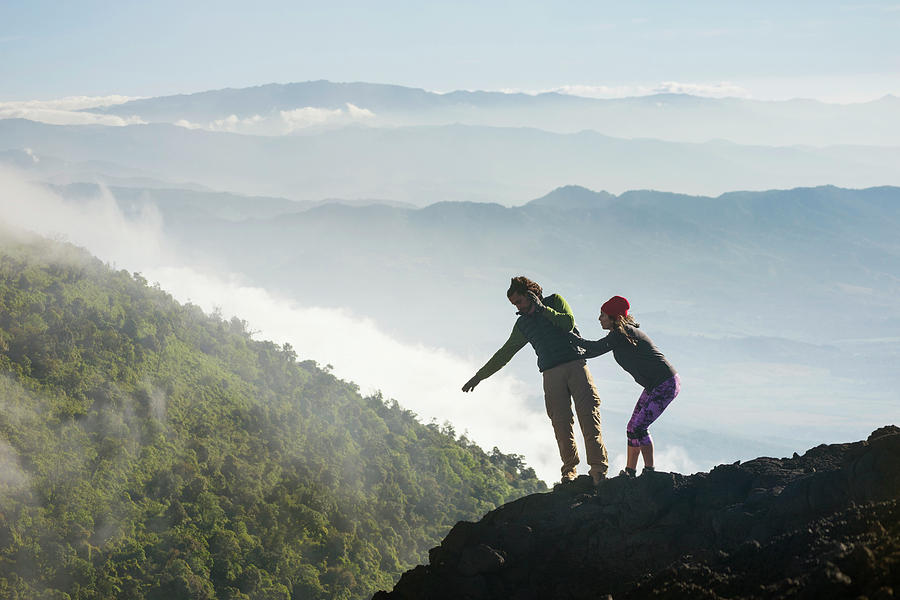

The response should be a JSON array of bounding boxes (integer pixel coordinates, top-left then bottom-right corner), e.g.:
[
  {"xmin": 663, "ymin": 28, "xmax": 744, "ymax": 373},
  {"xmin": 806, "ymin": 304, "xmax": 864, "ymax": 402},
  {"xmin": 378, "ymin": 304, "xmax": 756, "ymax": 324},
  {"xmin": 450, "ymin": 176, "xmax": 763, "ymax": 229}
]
[{"xmin": 542, "ymin": 359, "xmax": 608, "ymax": 481}]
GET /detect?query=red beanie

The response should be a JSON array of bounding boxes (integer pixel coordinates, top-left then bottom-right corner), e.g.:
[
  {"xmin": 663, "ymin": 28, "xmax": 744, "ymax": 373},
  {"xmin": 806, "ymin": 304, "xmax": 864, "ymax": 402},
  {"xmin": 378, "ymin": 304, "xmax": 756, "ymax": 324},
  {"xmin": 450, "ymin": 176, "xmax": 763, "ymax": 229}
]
[{"xmin": 601, "ymin": 296, "xmax": 630, "ymax": 318}]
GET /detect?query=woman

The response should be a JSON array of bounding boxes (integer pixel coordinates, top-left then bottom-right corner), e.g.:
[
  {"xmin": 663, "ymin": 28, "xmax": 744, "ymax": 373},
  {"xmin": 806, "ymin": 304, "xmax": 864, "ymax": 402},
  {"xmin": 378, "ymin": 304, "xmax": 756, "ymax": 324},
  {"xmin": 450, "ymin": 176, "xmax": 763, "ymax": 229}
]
[{"xmin": 569, "ymin": 295, "xmax": 679, "ymax": 478}]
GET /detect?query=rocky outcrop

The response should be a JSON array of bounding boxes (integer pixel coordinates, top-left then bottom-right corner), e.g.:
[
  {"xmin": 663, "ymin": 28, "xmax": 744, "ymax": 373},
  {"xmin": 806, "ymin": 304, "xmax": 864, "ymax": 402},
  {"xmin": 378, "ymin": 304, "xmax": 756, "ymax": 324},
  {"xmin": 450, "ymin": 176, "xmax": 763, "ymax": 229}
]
[{"xmin": 374, "ymin": 426, "xmax": 900, "ymax": 599}]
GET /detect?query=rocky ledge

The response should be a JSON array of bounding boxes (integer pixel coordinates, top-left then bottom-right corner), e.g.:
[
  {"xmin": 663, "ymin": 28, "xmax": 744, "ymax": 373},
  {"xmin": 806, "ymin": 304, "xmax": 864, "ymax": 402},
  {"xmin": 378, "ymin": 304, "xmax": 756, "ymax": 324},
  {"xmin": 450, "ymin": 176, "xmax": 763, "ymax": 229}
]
[{"xmin": 374, "ymin": 426, "xmax": 900, "ymax": 599}]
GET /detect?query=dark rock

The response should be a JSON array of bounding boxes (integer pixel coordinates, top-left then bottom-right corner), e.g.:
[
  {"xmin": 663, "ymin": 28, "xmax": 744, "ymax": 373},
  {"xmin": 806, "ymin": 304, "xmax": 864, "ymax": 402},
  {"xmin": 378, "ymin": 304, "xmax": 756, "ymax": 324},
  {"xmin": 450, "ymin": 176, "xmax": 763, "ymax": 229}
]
[
  {"xmin": 868, "ymin": 425, "xmax": 900, "ymax": 442},
  {"xmin": 373, "ymin": 426, "xmax": 900, "ymax": 599},
  {"xmin": 458, "ymin": 544, "xmax": 505, "ymax": 576},
  {"xmin": 441, "ymin": 520, "xmax": 478, "ymax": 557},
  {"xmin": 552, "ymin": 474, "xmax": 596, "ymax": 495}
]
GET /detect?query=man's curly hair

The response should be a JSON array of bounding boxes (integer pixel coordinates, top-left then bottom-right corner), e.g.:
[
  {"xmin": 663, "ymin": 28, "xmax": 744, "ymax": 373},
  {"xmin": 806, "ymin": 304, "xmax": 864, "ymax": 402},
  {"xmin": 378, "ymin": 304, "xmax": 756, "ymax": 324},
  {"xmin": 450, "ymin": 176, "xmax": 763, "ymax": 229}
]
[{"xmin": 507, "ymin": 276, "xmax": 542, "ymax": 299}]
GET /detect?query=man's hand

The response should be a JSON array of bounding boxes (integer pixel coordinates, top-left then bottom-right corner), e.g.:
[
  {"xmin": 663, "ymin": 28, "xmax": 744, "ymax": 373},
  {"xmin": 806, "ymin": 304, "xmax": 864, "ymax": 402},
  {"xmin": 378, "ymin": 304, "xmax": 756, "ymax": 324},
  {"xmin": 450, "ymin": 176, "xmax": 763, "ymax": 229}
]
[
  {"xmin": 527, "ymin": 291, "xmax": 545, "ymax": 313},
  {"xmin": 516, "ymin": 291, "xmax": 545, "ymax": 315},
  {"xmin": 462, "ymin": 375, "xmax": 481, "ymax": 392}
]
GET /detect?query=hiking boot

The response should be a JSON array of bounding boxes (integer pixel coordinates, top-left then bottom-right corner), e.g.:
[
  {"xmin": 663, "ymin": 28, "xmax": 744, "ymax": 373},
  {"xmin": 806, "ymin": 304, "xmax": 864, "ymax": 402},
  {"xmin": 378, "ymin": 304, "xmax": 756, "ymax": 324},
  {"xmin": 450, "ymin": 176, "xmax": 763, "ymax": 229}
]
[
  {"xmin": 554, "ymin": 474, "xmax": 597, "ymax": 494},
  {"xmin": 618, "ymin": 467, "xmax": 636, "ymax": 479},
  {"xmin": 560, "ymin": 471, "xmax": 578, "ymax": 484},
  {"xmin": 640, "ymin": 466, "xmax": 656, "ymax": 477},
  {"xmin": 552, "ymin": 472, "xmax": 578, "ymax": 491}
]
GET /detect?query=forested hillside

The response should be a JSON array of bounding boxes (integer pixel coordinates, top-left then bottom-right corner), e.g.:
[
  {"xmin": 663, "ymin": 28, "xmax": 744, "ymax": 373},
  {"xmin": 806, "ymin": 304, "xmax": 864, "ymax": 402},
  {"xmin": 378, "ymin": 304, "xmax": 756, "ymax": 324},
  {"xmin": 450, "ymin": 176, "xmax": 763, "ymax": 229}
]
[{"xmin": 0, "ymin": 226, "xmax": 544, "ymax": 600}]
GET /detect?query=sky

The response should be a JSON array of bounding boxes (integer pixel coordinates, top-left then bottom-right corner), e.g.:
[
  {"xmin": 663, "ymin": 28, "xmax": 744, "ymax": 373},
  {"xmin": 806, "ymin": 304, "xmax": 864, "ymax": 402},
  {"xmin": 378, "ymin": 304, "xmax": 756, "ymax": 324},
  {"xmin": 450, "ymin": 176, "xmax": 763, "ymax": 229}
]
[{"xmin": 1, "ymin": 1, "xmax": 898, "ymax": 103}]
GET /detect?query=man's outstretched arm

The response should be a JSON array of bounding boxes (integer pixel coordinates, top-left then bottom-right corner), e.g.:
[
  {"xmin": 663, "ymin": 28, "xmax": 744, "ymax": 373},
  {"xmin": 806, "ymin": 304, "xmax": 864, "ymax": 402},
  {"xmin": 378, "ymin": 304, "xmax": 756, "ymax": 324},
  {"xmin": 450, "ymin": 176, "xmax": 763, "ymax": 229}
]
[{"xmin": 462, "ymin": 326, "xmax": 527, "ymax": 392}]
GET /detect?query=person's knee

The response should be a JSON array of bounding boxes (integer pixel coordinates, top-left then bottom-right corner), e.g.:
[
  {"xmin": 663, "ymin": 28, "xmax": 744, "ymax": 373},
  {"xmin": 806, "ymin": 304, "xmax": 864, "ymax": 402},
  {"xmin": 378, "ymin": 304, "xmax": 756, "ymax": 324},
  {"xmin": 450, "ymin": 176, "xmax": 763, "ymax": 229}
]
[
  {"xmin": 547, "ymin": 405, "xmax": 574, "ymax": 427},
  {"xmin": 627, "ymin": 428, "xmax": 650, "ymax": 447}
]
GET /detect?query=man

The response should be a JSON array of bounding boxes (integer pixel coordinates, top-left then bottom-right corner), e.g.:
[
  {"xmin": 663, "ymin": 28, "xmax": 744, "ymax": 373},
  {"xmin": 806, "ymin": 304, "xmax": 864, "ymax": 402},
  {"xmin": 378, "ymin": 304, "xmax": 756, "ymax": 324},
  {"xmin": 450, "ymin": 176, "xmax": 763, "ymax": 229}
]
[{"xmin": 462, "ymin": 276, "xmax": 608, "ymax": 484}]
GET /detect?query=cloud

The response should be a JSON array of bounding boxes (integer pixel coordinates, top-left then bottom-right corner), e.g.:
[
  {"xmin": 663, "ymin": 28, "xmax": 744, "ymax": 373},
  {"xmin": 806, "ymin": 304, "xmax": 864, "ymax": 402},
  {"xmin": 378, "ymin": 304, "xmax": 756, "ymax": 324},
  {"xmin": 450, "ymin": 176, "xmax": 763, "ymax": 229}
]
[
  {"xmin": 345, "ymin": 103, "xmax": 376, "ymax": 120},
  {"xmin": 280, "ymin": 106, "xmax": 344, "ymax": 130},
  {"xmin": 140, "ymin": 265, "xmax": 562, "ymax": 480},
  {"xmin": 0, "ymin": 107, "xmax": 145, "ymax": 127},
  {"xmin": 0, "ymin": 95, "xmax": 145, "ymax": 127},
  {"xmin": 546, "ymin": 81, "xmax": 751, "ymax": 100},
  {"xmin": 654, "ymin": 81, "xmax": 750, "ymax": 97},
  {"xmin": 274, "ymin": 102, "xmax": 376, "ymax": 131},
  {"xmin": 173, "ymin": 103, "xmax": 376, "ymax": 135},
  {"xmin": 0, "ymin": 165, "xmax": 165, "ymax": 265},
  {"xmin": 494, "ymin": 77, "xmax": 898, "ymax": 103},
  {"xmin": 207, "ymin": 113, "xmax": 266, "ymax": 133},
  {"xmin": 542, "ymin": 77, "xmax": 898, "ymax": 104},
  {"xmin": 0, "ymin": 95, "xmax": 140, "ymax": 111},
  {"xmin": 174, "ymin": 119, "xmax": 204, "ymax": 130},
  {"xmin": 0, "ymin": 167, "xmax": 567, "ymax": 482}
]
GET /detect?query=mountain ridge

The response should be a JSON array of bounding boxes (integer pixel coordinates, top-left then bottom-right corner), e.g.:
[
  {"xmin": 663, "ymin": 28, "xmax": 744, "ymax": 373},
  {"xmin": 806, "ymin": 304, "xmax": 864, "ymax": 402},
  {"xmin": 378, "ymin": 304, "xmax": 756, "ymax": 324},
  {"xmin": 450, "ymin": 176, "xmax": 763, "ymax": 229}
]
[
  {"xmin": 76, "ymin": 80, "xmax": 900, "ymax": 147},
  {"xmin": 4, "ymin": 118, "xmax": 898, "ymax": 204},
  {"xmin": 93, "ymin": 80, "xmax": 895, "ymax": 116}
]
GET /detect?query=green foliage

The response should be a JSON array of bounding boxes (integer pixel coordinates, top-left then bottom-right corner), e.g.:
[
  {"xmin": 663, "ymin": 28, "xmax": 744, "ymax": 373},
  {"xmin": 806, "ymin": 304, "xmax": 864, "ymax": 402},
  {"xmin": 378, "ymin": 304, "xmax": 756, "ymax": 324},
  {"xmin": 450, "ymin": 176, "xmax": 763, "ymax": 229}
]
[{"xmin": 0, "ymin": 230, "xmax": 545, "ymax": 599}]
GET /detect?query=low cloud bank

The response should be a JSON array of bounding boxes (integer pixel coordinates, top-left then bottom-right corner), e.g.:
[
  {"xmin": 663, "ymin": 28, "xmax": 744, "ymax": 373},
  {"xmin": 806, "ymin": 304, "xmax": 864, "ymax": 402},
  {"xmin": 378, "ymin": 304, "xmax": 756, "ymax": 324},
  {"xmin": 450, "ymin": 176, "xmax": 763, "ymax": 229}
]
[
  {"xmin": 0, "ymin": 95, "xmax": 140, "ymax": 111},
  {"xmin": 484, "ymin": 81, "xmax": 751, "ymax": 100},
  {"xmin": 0, "ymin": 95, "xmax": 144, "ymax": 127},
  {"xmin": 142, "ymin": 265, "xmax": 561, "ymax": 479},
  {"xmin": 175, "ymin": 103, "xmax": 376, "ymax": 135},
  {"xmin": 549, "ymin": 81, "xmax": 751, "ymax": 99}
]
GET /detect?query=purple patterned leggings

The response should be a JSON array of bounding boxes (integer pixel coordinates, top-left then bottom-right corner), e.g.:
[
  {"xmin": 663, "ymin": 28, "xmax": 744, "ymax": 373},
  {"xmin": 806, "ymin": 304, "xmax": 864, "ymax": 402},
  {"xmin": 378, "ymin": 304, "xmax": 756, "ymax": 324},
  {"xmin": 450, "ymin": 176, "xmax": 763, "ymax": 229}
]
[{"xmin": 627, "ymin": 374, "xmax": 680, "ymax": 447}]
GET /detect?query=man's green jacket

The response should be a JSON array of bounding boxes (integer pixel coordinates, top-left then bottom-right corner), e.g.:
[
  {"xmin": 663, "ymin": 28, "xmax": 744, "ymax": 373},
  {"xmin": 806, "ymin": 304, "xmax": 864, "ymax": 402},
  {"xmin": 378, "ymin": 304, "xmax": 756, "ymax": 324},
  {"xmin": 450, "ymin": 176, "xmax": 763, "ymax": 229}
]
[{"xmin": 475, "ymin": 294, "xmax": 583, "ymax": 380}]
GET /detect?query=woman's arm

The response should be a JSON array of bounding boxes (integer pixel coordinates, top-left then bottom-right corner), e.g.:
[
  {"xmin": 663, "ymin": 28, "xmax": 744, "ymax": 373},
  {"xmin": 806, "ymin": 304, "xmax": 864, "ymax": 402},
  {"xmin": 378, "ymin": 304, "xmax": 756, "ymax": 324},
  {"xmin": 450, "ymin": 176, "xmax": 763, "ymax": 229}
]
[{"xmin": 569, "ymin": 331, "xmax": 617, "ymax": 359}]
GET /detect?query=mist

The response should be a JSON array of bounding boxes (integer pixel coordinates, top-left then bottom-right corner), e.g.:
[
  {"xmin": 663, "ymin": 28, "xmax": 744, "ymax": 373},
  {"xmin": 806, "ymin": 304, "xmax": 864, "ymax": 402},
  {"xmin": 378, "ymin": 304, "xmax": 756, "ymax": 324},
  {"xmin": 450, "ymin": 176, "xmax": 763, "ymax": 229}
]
[
  {"xmin": 1, "ymin": 166, "xmax": 674, "ymax": 483},
  {"xmin": 0, "ymin": 436, "xmax": 29, "ymax": 491}
]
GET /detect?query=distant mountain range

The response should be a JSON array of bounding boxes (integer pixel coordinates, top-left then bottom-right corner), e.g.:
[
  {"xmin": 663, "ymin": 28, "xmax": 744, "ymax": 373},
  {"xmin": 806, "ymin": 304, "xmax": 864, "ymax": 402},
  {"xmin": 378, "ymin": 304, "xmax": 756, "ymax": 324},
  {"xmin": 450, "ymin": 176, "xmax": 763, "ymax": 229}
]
[
  {"xmin": 90, "ymin": 80, "xmax": 900, "ymax": 146},
  {"xmin": 2, "ymin": 118, "xmax": 898, "ymax": 205},
  {"xmin": 3, "ymin": 80, "xmax": 898, "ymax": 205},
  {"xmin": 126, "ymin": 182, "xmax": 898, "ymax": 346},
  {"xmin": 39, "ymin": 180, "xmax": 900, "ymax": 348},
  {"xmin": 48, "ymin": 181, "xmax": 413, "ymax": 223}
]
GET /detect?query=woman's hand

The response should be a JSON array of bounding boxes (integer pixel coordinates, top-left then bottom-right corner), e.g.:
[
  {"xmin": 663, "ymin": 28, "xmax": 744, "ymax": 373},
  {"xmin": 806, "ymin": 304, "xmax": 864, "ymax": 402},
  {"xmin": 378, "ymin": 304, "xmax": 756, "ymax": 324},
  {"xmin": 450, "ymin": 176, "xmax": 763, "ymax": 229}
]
[{"xmin": 568, "ymin": 330, "xmax": 586, "ymax": 347}]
